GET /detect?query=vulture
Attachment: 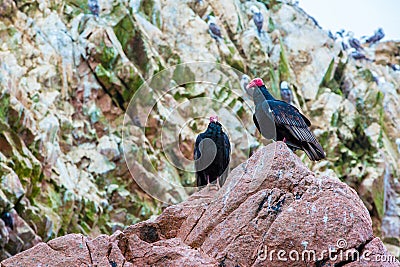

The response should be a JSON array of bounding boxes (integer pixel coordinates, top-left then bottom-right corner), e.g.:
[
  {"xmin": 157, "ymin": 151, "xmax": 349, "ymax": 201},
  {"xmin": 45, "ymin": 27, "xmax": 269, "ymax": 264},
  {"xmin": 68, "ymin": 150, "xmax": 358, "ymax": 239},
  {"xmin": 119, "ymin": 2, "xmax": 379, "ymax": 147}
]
[
  {"xmin": 280, "ymin": 81, "xmax": 293, "ymax": 104},
  {"xmin": 194, "ymin": 116, "xmax": 230, "ymax": 187},
  {"xmin": 250, "ymin": 6, "xmax": 264, "ymax": 35},
  {"xmin": 247, "ymin": 78, "xmax": 325, "ymax": 161}
]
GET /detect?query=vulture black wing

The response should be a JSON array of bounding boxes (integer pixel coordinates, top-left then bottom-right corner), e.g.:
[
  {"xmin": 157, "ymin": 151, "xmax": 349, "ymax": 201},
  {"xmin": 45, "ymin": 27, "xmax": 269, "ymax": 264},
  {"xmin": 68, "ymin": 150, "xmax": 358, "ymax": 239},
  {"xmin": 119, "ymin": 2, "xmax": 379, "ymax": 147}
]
[
  {"xmin": 266, "ymin": 100, "xmax": 310, "ymax": 128},
  {"xmin": 275, "ymin": 100, "xmax": 311, "ymax": 127},
  {"xmin": 194, "ymin": 123, "xmax": 231, "ymax": 187},
  {"xmin": 218, "ymin": 131, "xmax": 231, "ymax": 186},
  {"xmin": 194, "ymin": 133, "xmax": 207, "ymax": 187},
  {"xmin": 193, "ymin": 133, "xmax": 203, "ymax": 161},
  {"xmin": 260, "ymin": 100, "xmax": 325, "ymax": 161},
  {"xmin": 223, "ymin": 131, "xmax": 231, "ymax": 168}
]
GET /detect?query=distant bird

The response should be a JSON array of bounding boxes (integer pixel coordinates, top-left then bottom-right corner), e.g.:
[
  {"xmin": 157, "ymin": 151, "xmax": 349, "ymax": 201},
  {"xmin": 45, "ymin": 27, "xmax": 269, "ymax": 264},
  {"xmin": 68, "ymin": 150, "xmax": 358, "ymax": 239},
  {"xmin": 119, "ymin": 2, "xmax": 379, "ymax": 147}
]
[
  {"xmin": 88, "ymin": 0, "xmax": 100, "ymax": 17},
  {"xmin": 390, "ymin": 64, "xmax": 400, "ymax": 71},
  {"xmin": 1, "ymin": 211, "xmax": 13, "ymax": 230},
  {"xmin": 371, "ymin": 71, "xmax": 380, "ymax": 84},
  {"xmin": 335, "ymin": 30, "xmax": 348, "ymax": 50},
  {"xmin": 240, "ymin": 74, "xmax": 251, "ymax": 95},
  {"xmin": 207, "ymin": 16, "xmax": 222, "ymax": 41},
  {"xmin": 347, "ymin": 32, "xmax": 363, "ymax": 51},
  {"xmin": 366, "ymin": 28, "xmax": 385, "ymax": 44},
  {"xmin": 194, "ymin": 116, "xmax": 231, "ymax": 188},
  {"xmin": 328, "ymin": 30, "xmax": 336, "ymax": 40},
  {"xmin": 350, "ymin": 49, "xmax": 368, "ymax": 60},
  {"xmin": 280, "ymin": 81, "xmax": 293, "ymax": 104},
  {"xmin": 247, "ymin": 78, "xmax": 326, "ymax": 161},
  {"xmin": 250, "ymin": 6, "xmax": 264, "ymax": 35}
]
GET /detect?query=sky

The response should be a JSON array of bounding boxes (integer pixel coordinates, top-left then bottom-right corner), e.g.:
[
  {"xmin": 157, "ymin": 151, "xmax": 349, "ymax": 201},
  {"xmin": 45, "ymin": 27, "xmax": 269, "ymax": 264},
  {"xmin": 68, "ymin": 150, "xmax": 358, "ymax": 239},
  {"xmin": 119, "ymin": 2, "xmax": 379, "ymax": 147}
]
[{"xmin": 298, "ymin": 0, "xmax": 400, "ymax": 41}]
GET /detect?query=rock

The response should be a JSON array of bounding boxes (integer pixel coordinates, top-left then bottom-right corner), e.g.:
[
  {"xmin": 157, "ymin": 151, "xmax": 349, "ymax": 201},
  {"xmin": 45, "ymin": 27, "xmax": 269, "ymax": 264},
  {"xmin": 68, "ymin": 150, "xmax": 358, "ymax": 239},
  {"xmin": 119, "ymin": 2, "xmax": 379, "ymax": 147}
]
[
  {"xmin": 1, "ymin": 209, "xmax": 41, "ymax": 257},
  {"xmin": 2, "ymin": 143, "xmax": 398, "ymax": 266},
  {"xmin": 0, "ymin": 164, "xmax": 25, "ymax": 204},
  {"xmin": 1, "ymin": 232, "xmax": 216, "ymax": 267},
  {"xmin": 346, "ymin": 238, "xmax": 399, "ymax": 267},
  {"xmin": 0, "ymin": 220, "xmax": 9, "ymax": 250},
  {"xmin": 97, "ymin": 135, "xmax": 121, "ymax": 161},
  {"xmin": 385, "ymin": 243, "xmax": 400, "ymax": 260},
  {"xmin": 68, "ymin": 143, "xmax": 116, "ymax": 174},
  {"xmin": 0, "ymin": 0, "xmax": 400, "ymax": 261},
  {"xmin": 0, "ymin": 0, "xmax": 16, "ymax": 18}
]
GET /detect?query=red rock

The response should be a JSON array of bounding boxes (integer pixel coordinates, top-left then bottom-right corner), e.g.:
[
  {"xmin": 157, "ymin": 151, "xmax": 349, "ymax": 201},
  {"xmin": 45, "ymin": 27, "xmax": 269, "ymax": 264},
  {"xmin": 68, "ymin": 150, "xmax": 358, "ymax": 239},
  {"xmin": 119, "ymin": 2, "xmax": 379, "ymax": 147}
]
[
  {"xmin": 346, "ymin": 237, "xmax": 400, "ymax": 267},
  {"xmin": 47, "ymin": 234, "xmax": 91, "ymax": 263},
  {"xmin": 98, "ymin": 93, "xmax": 112, "ymax": 113},
  {"xmin": 1, "ymin": 242, "xmax": 85, "ymax": 266},
  {"xmin": 1, "ymin": 143, "xmax": 398, "ymax": 267}
]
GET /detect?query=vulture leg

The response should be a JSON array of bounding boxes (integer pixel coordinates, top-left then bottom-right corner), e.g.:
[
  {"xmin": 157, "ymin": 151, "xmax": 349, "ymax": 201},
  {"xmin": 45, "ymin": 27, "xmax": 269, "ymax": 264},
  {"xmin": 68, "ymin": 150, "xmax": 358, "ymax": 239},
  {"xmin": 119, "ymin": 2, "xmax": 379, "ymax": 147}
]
[{"xmin": 218, "ymin": 166, "xmax": 229, "ymax": 188}]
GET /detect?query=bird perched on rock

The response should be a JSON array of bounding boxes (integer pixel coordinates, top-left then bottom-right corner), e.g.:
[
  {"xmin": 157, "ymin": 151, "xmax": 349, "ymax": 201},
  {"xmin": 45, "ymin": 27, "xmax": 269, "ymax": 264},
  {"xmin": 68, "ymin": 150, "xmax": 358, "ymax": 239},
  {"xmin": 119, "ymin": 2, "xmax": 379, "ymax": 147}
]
[
  {"xmin": 1, "ymin": 211, "xmax": 13, "ymax": 230},
  {"xmin": 391, "ymin": 64, "xmax": 400, "ymax": 71},
  {"xmin": 207, "ymin": 16, "xmax": 222, "ymax": 42},
  {"xmin": 366, "ymin": 28, "xmax": 385, "ymax": 44},
  {"xmin": 349, "ymin": 49, "xmax": 368, "ymax": 60},
  {"xmin": 347, "ymin": 32, "xmax": 363, "ymax": 51},
  {"xmin": 370, "ymin": 71, "xmax": 380, "ymax": 84},
  {"xmin": 250, "ymin": 6, "xmax": 264, "ymax": 35},
  {"xmin": 247, "ymin": 78, "xmax": 325, "ymax": 161},
  {"xmin": 280, "ymin": 81, "xmax": 293, "ymax": 104},
  {"xmin": 88, "ymin": 0, "xmax": 100, "ymax": 17},
  {"xmin": 335, "ymin": 30, "xmax": 348, "ymax": 50},
  {"xmin": 328, "ymin": 30, "xmax": 336, "ymax": 40},
  {"xmin": 194, "ymin": 116, "xmax": 230, "ymax": 188}
]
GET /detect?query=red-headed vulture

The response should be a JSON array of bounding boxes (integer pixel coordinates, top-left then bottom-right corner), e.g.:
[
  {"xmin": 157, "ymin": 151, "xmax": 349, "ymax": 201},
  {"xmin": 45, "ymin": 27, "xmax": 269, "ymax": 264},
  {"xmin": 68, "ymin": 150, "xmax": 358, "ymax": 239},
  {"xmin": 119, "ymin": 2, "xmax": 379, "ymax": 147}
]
[
  {"xmin": 247, "ymin": 78, "xmax": 325, "ymax": 161},
  {"xmin": 194, "ymin": 116, "xmax": 230, "ymax": 187}
]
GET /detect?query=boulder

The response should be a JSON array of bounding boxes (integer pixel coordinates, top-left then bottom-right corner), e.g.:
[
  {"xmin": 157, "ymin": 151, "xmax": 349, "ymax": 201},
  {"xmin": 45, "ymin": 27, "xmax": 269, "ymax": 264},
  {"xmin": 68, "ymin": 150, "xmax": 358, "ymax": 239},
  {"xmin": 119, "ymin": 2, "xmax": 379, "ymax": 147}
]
[{"xmin": 2, "ymin": 143, "xmax": 398, "ymax": 266}]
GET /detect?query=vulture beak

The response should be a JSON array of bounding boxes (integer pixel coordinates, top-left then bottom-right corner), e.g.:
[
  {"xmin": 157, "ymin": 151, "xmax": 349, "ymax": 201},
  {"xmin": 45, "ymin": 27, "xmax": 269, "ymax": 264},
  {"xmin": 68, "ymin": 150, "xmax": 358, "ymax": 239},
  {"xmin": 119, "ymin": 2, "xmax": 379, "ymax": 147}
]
[{"xmin": 246, "ymin": 80, "xmax": 257, "ymax": 90}]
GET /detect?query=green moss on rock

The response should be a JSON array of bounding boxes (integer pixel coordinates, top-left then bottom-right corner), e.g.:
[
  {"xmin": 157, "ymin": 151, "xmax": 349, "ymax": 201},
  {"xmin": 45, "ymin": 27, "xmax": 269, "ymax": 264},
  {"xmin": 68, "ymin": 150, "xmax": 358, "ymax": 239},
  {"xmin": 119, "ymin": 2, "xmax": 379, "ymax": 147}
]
[
  {"xmin": 114, "ymin": 15, "xmax": 150, "ymax": 73},
  {"xmin": 278, "ymin": 39, "xmax": 291, "ymax": 82},
  {"xmin": 0, "ymin": 92, "xmax": 10, "ymax": 123}
]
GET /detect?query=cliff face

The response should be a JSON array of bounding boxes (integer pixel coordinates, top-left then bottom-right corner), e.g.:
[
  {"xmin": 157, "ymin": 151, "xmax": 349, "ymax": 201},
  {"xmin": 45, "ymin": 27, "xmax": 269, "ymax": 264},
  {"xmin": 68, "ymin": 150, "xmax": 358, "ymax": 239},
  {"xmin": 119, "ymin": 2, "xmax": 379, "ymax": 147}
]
[
  {"xmin": 0, "ymin": 0, "xmax": 399, "ymax": 260},
  {"xmin": 2, "ymin": 143, "xmax": 399, "ymax": 266}
]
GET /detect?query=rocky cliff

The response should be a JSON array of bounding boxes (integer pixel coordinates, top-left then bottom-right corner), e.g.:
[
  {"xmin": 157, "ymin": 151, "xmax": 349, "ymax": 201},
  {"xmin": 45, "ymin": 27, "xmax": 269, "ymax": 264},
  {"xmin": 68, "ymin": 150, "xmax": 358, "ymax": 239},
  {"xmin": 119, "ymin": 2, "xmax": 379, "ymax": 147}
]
[
  {"xmin": 0, "ymin": 0, "xmax": 399, "ymax": 261},
  {"xmin": 2, "ymin": 143, "xmax": 399, "ymax": 266}
]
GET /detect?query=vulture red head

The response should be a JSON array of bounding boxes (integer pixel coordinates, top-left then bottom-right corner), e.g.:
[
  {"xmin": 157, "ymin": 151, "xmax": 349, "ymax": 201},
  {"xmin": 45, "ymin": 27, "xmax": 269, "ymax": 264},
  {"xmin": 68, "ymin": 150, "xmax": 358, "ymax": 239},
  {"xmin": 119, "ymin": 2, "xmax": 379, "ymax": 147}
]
[
  {"xmin": 209, "ymin": 115, "xmax": 219, "ymax": 123},
  {"xmin": 246, "ymin": 78, "xmax": 264, "ymax": 89}
]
